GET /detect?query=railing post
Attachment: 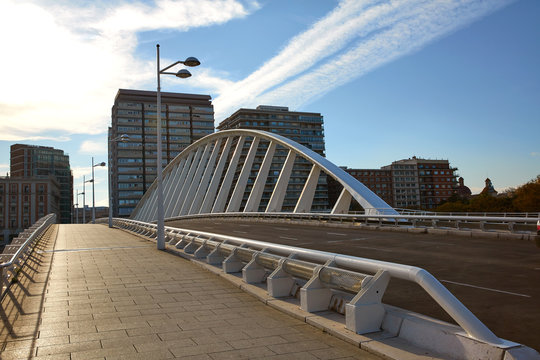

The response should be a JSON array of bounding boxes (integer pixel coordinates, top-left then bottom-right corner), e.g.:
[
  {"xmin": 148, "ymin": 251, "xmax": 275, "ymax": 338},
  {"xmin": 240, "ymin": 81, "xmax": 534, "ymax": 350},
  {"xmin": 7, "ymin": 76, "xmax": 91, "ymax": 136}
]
[{"xmin": 345, "ymin": 270, "xmax": 390, "ymax": 334}]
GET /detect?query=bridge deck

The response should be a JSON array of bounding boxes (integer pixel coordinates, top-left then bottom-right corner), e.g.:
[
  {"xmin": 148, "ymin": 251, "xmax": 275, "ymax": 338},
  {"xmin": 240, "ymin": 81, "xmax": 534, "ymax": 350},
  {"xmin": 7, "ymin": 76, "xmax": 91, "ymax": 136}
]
[{"xmin": 0, "ymin": 224, "xmax": 380, "ymax": 360}]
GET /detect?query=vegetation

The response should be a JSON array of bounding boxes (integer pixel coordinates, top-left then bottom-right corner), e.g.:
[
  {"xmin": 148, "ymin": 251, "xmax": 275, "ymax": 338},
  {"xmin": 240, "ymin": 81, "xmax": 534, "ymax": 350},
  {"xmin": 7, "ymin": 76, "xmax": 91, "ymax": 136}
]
[{"xmin": 435, "ymin": 175, "xmax": 540, "ymax": 213}]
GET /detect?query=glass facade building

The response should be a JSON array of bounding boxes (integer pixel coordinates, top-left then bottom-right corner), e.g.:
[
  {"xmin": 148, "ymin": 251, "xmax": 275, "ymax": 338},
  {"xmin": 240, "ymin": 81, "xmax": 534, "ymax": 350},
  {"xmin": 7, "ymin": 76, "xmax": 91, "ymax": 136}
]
[{"xmin": 110, "ymin": 89, "xmax": 214, "ymax": 217}]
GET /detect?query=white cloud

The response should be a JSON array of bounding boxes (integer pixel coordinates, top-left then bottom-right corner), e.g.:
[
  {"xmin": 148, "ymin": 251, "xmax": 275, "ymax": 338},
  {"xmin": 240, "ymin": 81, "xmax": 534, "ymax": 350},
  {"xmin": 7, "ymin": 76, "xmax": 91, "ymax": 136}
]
[
  {"xmin": 531, "ymin": 152, "xmax": 540, "ymax": 157},
  {"xmin": 0, "ymin": 0, "xmax": 257, "ymax": 140},
  {"xmin": 79, "ymin": 140, "xmax": 107, "ymax": 155},
  {"xmin": 213, "ymin": 0, "xmax": 514, "ymax": 120}
]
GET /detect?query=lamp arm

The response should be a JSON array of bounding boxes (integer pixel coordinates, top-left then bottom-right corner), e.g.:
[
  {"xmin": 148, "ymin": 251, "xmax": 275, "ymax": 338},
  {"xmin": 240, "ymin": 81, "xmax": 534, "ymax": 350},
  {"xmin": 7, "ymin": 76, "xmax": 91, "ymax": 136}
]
[{"xmin": 159, "ymin": 61, "xmax": 183, "ymax": 73}]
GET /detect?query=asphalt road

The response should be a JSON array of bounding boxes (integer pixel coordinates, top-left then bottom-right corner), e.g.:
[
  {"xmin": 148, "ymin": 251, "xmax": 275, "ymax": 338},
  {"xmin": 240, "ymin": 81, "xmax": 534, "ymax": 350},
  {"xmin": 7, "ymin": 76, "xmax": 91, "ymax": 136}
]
[{"xmin": 166, "ymin": 218, "xmax": 540, "ymax": 350}]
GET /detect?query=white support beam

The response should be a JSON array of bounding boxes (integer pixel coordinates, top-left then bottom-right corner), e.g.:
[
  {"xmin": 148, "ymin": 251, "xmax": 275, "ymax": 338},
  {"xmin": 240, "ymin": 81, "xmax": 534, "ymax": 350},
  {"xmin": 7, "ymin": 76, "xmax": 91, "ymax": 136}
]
[
  {"xmin": 189, "ymin": 138, "xmax": 223, "ymax": 215},
  {"xmin": 146, "ymin": 187, "xmax": 159, "ymax": 221},
  {"xmin": 163, "ymin": 158, "xmax": 186, "ymax": 216},
  {"xmin": 200, "ymin": 137, "xmax": 233, "ymax": 214},
  {"xmin": 244, "ymin": 141, "xmax": 276, "ymax": 212},
  {"xmin": 226, "ymin": 137, "xmax": 260, "ymax": 212},
  {"xmin": 137, "ymin": 186, "xmax": 154, "ymax": 221},
  {"xmin": 266, "ymin": 150, "xmax": 296, "ymax": 213},
  {"xmin": 212, "ymin": 136, "xmax": 246, "ymax": 213},
  {"xmin": 294, "ymin": 164, "xmax": 320, "ymax": 213},
  {"xmin": 179, "ymin": 143, "xmax": 213, "ymax": 215},
  {"xmin": 331, "ymin": 187, "xmax": 352, "ymax": 214},
  {"xmin": 171, "ymin": 146, "xmax": 204, "ymax": 217},
  {"xmin": 165, "ymin": 151, "xmax": 194, "ymax": 218}
]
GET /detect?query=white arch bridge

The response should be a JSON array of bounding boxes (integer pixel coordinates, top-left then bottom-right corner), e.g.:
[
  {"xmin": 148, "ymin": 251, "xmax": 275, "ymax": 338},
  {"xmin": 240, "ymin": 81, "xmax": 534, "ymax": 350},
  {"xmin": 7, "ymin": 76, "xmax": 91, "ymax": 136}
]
[{"xmin": 131, "ymin": 129, "xmax": 397, "ymax": 222}]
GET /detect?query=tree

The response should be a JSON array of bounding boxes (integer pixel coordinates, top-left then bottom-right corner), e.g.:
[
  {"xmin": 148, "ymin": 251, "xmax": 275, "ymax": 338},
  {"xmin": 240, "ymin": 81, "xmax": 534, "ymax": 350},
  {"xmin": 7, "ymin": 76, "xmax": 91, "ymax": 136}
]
[{"xmin": 512, "ymin": 175, "xmax": 540, "ymax": 212}]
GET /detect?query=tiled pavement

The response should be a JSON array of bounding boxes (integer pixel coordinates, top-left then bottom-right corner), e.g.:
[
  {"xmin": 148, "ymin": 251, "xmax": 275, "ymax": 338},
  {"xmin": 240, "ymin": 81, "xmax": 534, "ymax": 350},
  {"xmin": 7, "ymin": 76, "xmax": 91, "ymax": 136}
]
[{"xmin": 0, "ymin": 224, "xmax": 381, "ymax": 359}]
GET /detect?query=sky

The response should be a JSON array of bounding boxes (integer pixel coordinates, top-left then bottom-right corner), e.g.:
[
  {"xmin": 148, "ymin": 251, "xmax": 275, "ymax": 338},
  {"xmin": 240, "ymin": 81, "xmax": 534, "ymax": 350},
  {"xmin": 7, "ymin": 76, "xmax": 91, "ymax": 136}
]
[{"xmin": 0, "ymin": 0, "xmax": 538, "ymax": 208}]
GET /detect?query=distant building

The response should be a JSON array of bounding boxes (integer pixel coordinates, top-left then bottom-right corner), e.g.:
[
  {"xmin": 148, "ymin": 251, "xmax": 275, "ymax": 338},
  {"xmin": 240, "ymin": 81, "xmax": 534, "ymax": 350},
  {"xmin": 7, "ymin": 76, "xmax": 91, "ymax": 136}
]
[
  {"xmin": 10, "ymin": 144, "xmax": 73, "ymax": 223},
  {"xmin": 0, "ymin": 176, "xmax": 60, "ymax": 243},
  {"xmin": 339, "ymin": 157, "xmax": 458, "ymax": 210},
  {"xmin": 110, "ymin": 89, "xmax": 214, "ymax": 217},
  {"xmin": 217, "ymin": 105, "xmax": 328, "ymax": 212},
  {"xmin": 455, "ymin": 177, "xmax": 472, "ymax": 198},
  {"xmin": 481, "ymin": 178, "xmax": 498, "ymax": 196},
  {"xmin": 338, "ymin": 168, "xmax": 394, "ymax": 207}
]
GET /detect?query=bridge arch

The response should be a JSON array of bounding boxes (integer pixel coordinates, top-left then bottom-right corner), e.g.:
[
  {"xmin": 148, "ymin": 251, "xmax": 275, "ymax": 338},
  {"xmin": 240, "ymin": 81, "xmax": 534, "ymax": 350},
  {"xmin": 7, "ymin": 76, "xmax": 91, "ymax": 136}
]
[{"xmin": 130, "ymin": 129, "xmax": 397, "ymax": 221}]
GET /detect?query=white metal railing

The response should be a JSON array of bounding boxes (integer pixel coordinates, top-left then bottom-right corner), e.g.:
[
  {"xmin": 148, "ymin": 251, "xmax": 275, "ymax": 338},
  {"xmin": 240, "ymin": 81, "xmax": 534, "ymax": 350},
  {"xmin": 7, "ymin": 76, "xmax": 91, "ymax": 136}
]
[
  {"xmin": 106, "ymin": 217, "xmax": 507, "ymax": 346},
  {"xmin": 165, "ymin": 211, "xmax": 539, "ymax": 235},
  {"xmin": 0, "ymin": 213, "xmax": 56, "ymax": 299}
]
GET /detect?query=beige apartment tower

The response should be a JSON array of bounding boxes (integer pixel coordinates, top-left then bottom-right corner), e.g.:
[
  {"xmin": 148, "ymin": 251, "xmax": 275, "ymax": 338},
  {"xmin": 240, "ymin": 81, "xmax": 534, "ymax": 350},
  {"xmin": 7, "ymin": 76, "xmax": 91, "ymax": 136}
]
[{"xmin": 110, "ymin": 89, "xmax": 214, "ymax": 217}]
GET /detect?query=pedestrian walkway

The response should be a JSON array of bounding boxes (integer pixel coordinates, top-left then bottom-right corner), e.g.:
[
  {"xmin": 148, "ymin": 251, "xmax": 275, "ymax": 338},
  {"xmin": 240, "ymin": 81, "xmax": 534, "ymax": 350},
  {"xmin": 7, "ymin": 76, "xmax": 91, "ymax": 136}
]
[{"xmin": 0, "ymin": 224, "xmax": 381, "ymax": 359}]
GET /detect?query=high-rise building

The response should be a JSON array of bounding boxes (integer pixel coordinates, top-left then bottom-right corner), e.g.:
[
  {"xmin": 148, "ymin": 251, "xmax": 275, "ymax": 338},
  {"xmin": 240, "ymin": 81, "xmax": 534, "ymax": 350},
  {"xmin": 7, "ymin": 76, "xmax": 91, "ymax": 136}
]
[
  {"xmin": 217, "ymin": 105, "xmax": 328, "ymax": 211},
  {"xmin": 0, "ymin": 176, "xmax": 60, "ymax": 243},
  {"xmin": 110, "ymin": 89, "xmax": 214, "ymax": 217},
  {"xmin": 10, "ymin": 144, "xmax": 73, "ymax": 223}
]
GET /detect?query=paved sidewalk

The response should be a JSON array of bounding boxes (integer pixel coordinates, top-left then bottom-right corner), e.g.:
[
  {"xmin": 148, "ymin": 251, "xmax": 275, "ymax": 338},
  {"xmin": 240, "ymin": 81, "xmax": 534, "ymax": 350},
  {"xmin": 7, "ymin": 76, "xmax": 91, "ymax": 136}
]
[{"xmin": 0, "ymin": 224, "xmax": 380, "ymax": 359}]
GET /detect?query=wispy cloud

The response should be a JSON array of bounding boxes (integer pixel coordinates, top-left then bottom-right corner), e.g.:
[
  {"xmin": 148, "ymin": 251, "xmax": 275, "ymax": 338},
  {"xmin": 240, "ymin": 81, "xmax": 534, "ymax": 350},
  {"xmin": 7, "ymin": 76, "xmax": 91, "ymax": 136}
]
[
  {"xmin": 213, "ymin": 0, "xmax": 514, "ymax": 120},
  {"xmin": 531, "ymin": 152, "xmax": 540, "ymax": 157},
  {"xmin": 0, "ymin": 0, "xmax": 257, "ymax": 140}
]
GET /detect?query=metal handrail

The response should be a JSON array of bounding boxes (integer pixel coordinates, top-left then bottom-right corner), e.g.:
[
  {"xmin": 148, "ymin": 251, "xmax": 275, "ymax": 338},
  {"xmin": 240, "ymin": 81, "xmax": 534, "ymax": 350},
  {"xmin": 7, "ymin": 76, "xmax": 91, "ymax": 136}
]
[
  {"xmin": 167, "ymin": 211, "xmax": 538, "ymax": 224},
  {"xmin": 165, "ymin": 211, "xmax": 539, "ymax": 235},
  {"xmin": 1, "ymin": 214, "xmax": 56, "ymax": 297},
  {"xmin": 107, "ymin": 217, "xmax": 504, "ymax": 346}
]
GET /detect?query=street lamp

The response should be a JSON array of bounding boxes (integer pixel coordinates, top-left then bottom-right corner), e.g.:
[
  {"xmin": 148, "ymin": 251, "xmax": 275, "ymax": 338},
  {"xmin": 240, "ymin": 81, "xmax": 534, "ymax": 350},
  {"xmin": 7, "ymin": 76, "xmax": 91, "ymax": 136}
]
[
  {"xmin": 156, "ymin": 44, "xmax": 200, "ymax": 250},
  {"xmin": 91, "ymin": 157, "xmax": 106, "ymax": 224},
  {"xmin": 108, "ymin": 134, "xmax": 130, "ymax": 227},
  {"xmin": 76, "ymin": 189, "xmax": 83, "ymax": 224},
  {"xmin": 83, "ymin": 176, "xmax": 93, "ymax": 224}
]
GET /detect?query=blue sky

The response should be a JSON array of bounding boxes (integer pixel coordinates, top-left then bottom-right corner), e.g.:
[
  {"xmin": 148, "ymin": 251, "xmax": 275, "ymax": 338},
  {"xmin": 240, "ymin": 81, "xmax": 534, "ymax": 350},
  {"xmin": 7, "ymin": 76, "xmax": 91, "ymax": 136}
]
[{"xmin": 0, "ymin": 0, "xmax": 538, "ymax": 207}]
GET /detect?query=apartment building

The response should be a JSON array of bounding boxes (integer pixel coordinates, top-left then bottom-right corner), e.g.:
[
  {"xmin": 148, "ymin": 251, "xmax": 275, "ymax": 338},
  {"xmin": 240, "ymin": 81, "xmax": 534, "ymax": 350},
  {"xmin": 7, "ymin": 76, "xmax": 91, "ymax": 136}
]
[
  {"xmin": 10, "ymin": 144, "xmax": 73, "ymax": 223},
  {"xmin": 341, "ymin": 168, "xmax": 394, "ymax": 207},
  {"xmin": 217, "ymin": 105, "xmax": 328, "ymax": 212},
  {"xmin": 0, "ymin": 176, "xmax": 60, "ymax": 243},
  {"xmin": 342, "ymin": 157, "xmax": 458, "ymax": 210},
  {"xmin": 110, "ymin": 89, "xmax": 214, "ymax": 217}
]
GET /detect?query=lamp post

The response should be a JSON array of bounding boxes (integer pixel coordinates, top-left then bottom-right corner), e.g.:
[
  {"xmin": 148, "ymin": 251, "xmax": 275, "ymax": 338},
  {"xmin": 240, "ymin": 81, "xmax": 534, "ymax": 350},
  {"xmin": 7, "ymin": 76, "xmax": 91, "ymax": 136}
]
[
  {"xmin": 91, "ymin": 157, "xmax": 106, "ymax": 224},
  {"xmin": 83, "ymin": 176, "xmax": 92, "ymax": 223},
  {"xmin": 155, "ymin": 44, "xmax": 200, "ymax": 250},
  {"xmin": 108, "ymin": 134, "xmax": 130, "ymax": 227},
  {"xmin": 75, "ymin": 189, "xmax": 83, "ymax": 224}
]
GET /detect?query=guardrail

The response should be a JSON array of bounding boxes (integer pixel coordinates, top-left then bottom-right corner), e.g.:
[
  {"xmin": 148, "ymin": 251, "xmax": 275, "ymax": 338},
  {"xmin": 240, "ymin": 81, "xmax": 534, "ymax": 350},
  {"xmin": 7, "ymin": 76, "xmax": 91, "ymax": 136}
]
[
  {"xmin": 165, "ymin": 211, "xmax": 539, "ymax": 236},
  {"xmin": 0, "ymin": 214, "xmax": 56, "ymax": 299},
  {"xmin": 107, "ymin": 217, "xmax": 508, "ymax": 347}
]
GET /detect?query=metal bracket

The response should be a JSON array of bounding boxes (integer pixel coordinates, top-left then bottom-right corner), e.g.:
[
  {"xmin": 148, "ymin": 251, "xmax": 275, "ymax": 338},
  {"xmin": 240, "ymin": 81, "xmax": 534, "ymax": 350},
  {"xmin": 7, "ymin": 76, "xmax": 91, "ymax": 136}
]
[
  {"xmin": 345, "ymin": 269, "xmax": 390, "ymax": 334},
  {"xmin": 222, "ymin": 247, "xmax": 244, "ymax": 273},
  {"xmin": 242, "ymin": 250, "xmax": 268, "ymax": 284},
  {"xmin": 300, "ymin": 260, "xmax": 335, "ymax": 312}
]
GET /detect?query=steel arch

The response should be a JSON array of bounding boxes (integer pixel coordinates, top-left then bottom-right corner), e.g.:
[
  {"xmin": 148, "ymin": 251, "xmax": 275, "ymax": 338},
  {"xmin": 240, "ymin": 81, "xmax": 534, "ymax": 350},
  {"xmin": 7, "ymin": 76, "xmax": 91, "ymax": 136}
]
[{"xmin": 130, "ymin": 129, "xmax": 397, "ymax": 221}]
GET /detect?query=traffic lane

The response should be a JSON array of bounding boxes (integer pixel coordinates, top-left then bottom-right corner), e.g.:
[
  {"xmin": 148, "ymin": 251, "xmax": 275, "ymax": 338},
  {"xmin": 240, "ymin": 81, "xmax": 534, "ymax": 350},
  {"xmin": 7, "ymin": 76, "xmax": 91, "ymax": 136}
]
[{"xmin": 166, "ymin": 218, "xmax": 540, "ymax": 349}]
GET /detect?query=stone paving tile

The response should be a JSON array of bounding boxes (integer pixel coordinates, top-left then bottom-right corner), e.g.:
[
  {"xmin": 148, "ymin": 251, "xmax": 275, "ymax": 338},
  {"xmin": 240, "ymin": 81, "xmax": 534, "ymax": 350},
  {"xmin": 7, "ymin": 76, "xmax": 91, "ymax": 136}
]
[
  {"xmin": 208, "ymin": 345, "xmax": 277, "ymax": 359},
  {"xmin": 0, "ymin": 224, "xmax": 381, "ymax": 360}
]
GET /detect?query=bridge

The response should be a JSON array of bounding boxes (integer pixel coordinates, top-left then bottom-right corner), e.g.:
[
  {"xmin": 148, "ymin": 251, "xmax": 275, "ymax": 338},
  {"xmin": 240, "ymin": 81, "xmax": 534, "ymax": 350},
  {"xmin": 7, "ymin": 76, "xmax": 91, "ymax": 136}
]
[{"xmin": 1, "ymin": 130, "xmax": 539, "ymax": 359}]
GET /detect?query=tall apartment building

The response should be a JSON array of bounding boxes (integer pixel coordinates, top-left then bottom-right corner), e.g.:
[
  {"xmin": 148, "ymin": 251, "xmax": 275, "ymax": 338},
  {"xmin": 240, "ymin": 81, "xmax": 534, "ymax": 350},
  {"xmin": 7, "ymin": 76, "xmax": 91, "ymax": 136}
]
[
  {"xmin": 342, "ymin": 157, "xmax": 458, "ymax": 210},
  {"xmin": 110, "ymin": 89, "xmax": 214, "ymax": 217},
  {"xmin": 217, "ymin": 105, "xmax": 328, "ymax": 212},
  {"xmin": 0, "ymin": 176, "xmax": 60, "ymax": 243},
  {"xmin": 10, "ymin": 144, "xmax": 73, "ymax": 223}
]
